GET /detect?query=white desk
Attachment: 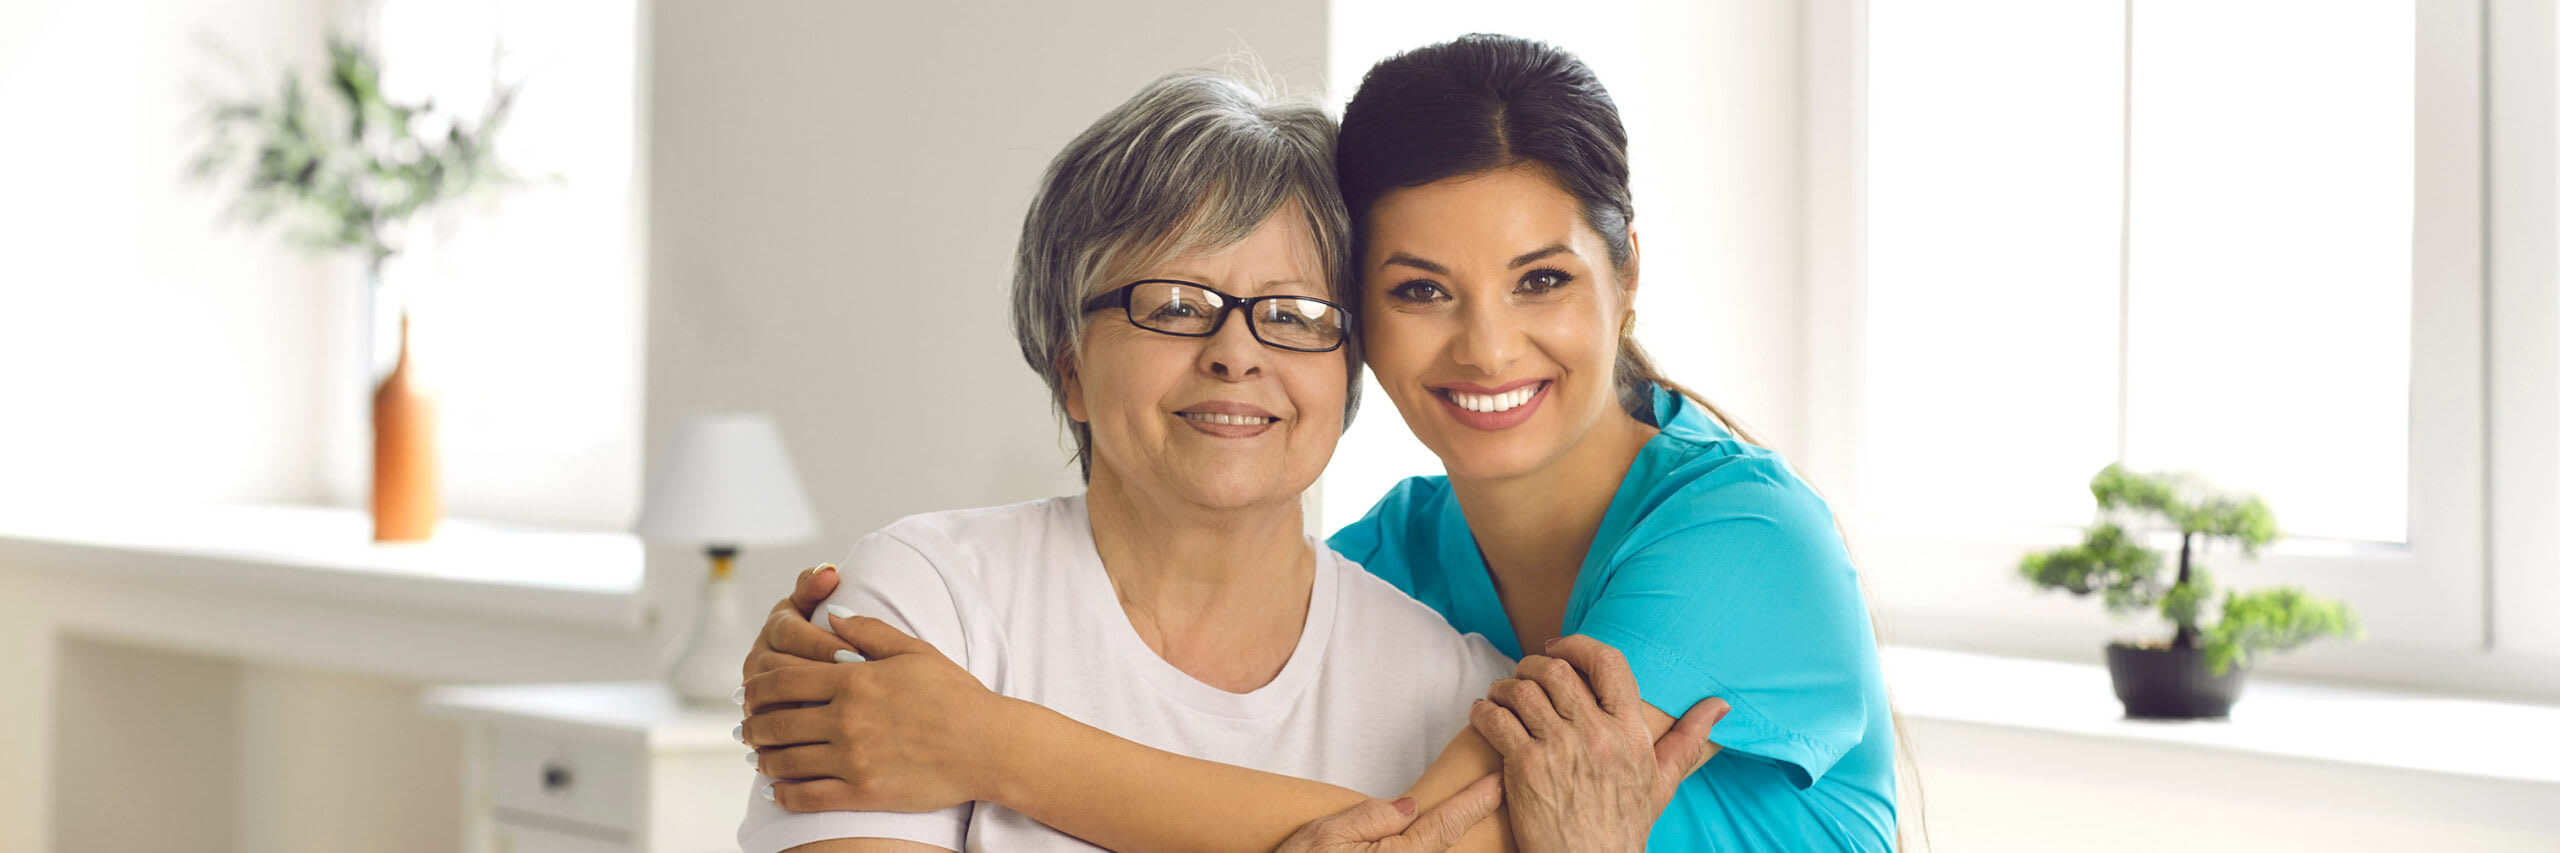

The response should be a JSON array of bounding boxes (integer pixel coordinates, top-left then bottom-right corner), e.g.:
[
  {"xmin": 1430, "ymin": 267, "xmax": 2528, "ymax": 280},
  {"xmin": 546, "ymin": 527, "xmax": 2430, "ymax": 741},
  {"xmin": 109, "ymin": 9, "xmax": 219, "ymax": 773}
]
[
  {"xmin": 0, "ymin": 502, "xmax": 656, "ymax": 853},
  {"xmin": 425, "ymin": 682, "xmax": 750, "ymax": 853}
]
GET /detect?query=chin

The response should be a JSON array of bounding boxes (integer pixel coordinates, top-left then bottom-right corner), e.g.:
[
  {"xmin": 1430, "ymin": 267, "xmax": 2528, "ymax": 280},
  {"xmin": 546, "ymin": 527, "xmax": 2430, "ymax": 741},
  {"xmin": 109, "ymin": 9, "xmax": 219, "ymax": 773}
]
[
  {"xmin": 1174, "ymin": 466, "xmax": 1306, "ymax": 511},
  {"xmin": 1429, "ymin": 430, "xmax": 1561, "ymax": 482}
]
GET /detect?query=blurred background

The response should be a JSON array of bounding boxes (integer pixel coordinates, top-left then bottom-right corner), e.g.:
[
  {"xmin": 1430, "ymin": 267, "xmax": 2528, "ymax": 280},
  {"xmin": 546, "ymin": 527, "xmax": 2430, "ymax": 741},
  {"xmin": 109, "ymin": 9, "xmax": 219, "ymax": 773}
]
[{"xmin": 2, "ymin": 0, "xmax": 2555, "ymax": 851}]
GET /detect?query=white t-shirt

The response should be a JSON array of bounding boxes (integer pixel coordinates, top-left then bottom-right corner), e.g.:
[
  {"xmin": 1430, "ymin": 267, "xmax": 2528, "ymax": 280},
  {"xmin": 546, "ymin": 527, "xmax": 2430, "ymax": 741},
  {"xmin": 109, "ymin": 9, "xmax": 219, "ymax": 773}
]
[{"xmin": 738, "ymin": 495, "xmax": 1514, "ymax": 853}]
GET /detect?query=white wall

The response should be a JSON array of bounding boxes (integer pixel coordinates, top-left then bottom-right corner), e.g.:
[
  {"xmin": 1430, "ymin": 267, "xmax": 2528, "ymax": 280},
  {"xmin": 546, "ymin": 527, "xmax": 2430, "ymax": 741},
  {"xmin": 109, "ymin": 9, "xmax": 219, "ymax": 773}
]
[
  {"xmin": 233, "ymin": 665, "xmax": 460, "ymax": 853},
  {"xmin": 49, "ymin": 641, "xmax": 461, "ymax": 853},
  {"xmin": 52, "ymin": 640, "xmax": 242, "ymax": 853}
]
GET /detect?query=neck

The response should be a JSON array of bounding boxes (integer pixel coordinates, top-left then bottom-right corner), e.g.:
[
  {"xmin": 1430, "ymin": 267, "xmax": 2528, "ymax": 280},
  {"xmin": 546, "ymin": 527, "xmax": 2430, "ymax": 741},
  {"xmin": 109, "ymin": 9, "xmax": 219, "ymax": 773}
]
[
  {"xmin": 1449, "ymin": 406, "xmax": 1658, "ymax": 587},
  {"xmin": 1083, "ymin": 466, "xmax": 1314, "ymax": 649}
]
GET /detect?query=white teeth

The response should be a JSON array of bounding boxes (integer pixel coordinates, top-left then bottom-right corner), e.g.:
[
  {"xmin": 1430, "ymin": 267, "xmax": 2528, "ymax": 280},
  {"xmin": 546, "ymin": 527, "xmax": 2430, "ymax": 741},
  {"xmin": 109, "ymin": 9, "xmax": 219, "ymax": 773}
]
[
  {"xmin": 1180, "ymin": 412, "xmax": 1276, "ymax": 426},
  {"xmin": 1448, "ymin": 384, "xmax": 1540, "ymax": 413}
]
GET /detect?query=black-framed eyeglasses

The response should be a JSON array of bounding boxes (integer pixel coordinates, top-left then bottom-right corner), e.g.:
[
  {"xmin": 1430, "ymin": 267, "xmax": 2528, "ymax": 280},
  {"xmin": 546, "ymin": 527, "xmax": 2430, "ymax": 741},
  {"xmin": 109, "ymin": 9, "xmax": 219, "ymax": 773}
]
[{"xmin": 1083, "ymin": 279, "xmax": 1351, "ymax": 353}]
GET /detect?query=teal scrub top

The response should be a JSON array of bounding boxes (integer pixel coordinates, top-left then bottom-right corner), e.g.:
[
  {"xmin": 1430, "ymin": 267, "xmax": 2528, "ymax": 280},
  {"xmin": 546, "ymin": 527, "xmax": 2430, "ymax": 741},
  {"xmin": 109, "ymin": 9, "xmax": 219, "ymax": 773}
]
[{"xmin": 1329, "ymin": 383, "xmax": 1899, "ymax": 852}]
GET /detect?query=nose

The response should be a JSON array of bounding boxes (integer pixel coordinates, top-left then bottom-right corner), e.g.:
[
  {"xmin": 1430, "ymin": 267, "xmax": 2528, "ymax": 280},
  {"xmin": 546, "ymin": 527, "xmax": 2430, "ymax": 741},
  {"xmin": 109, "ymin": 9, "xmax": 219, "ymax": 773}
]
[
  {"xmin": 1452, "ymin": 298, "xmax": 1525, "ymax": 375},
  {"xmin": 1198, "ymin": 307, "xmax": 1267, "ymax": 381}
]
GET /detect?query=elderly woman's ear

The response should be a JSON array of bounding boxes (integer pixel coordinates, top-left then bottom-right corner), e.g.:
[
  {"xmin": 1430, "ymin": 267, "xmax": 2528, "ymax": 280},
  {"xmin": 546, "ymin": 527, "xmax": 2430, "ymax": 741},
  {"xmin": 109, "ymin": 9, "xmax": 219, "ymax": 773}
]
[{"xmin": 1056, "ymin": 352, "xmax": 1090, "ymax": 424}]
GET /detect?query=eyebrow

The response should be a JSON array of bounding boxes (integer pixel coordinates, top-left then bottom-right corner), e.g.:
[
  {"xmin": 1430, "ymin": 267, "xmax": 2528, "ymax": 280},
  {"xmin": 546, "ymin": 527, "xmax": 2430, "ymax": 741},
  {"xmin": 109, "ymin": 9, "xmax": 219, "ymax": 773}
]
[
  {"xmin": 1379, "ymin": 252, "xmax": 1449, "ymax": 276},
  {"xmin": 1379, "ymin": 246, "xmax": 1576, "ymax": 276},
  {"xmin": 1509, "ymin": 244, "xmax": 1574, "ymax": 268},
  {"xmin": 1153, "ymin": 276, "xmax": 1311, "ymax": 297}
]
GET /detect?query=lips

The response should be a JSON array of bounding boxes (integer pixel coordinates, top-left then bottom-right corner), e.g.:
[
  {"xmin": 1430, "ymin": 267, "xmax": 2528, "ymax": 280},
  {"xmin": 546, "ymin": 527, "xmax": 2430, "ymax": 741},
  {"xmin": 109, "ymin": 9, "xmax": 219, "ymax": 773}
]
[
  {"xmin": 1174, "ymin": 400, "xmax": 1280, "ymax": 438},
  {"xmin": 1430, "ymin": 379, "xmax": 1550, "ymax": 431}
]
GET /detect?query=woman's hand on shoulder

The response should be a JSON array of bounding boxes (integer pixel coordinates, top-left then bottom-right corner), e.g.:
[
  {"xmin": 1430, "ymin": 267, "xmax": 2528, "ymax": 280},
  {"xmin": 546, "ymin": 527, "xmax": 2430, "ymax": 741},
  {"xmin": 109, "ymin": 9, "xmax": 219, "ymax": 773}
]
[
  {"xmin": 1471, "ymin": 635, "xmax": 1730, "ymax": 853},
  {"xmin": 743, "ymin": 564, "xmax": 861, "ymax": 681},
  {"xmin": 1275, "ymin": 774, "xmax": 1503, "ymax": 853},
  {"xmin": 742, "ymin": 609, "xmax": 1010, "ymax": 814}
]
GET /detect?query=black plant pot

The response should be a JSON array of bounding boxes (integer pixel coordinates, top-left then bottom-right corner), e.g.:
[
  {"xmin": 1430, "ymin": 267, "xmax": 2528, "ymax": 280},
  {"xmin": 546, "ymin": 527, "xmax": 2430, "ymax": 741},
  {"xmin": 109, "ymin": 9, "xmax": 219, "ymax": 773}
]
[{"xmin": 2105, "ymin": 643, "xmax": 2246, "ymax": 719}]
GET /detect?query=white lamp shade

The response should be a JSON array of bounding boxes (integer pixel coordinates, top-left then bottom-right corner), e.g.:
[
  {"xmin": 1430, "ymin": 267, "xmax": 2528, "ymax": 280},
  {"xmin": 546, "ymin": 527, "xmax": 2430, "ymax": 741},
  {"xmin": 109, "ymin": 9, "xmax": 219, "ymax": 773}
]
[{"xmin": 634, "ymin": 412, "xmax": 820, "ymax": 547}]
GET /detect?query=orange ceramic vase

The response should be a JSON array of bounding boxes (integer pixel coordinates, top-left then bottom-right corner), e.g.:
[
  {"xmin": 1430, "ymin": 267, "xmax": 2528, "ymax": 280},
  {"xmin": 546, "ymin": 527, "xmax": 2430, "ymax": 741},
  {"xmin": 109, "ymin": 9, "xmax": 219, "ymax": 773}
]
[{"xmin": 371, "ymin": 312, "xmax": 439, "ymax": 541}]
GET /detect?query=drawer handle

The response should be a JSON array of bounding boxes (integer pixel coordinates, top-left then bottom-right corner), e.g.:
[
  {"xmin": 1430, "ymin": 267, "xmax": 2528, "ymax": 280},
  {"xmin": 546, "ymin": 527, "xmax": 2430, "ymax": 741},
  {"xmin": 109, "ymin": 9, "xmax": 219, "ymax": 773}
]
[{"xmin": 540, "ymin": 761, "xmax": 574, "ymax": 793}]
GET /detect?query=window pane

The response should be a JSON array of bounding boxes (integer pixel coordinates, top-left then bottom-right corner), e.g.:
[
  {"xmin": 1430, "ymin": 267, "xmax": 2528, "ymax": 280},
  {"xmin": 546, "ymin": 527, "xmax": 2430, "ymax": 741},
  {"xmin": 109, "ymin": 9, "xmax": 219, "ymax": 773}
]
[
  {"xmin": 2124, "ymin": 0, "xmax": 2412, "ymax": 544},
  {"xmin": 1864, "ymin": 0, "xmax": 2124, "ymax": 534},
  {"xmin": 371, "ymin": 0, "xmax": 645, "ymax": 527}
]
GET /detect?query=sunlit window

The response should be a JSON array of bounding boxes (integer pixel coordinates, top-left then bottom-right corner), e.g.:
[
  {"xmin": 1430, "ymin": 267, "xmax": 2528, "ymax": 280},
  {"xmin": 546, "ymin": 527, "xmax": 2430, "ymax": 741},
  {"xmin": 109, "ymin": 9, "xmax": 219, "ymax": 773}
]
[
  {"xmin": 1866, "ymin": 0, "xmax": 2413, "ymax": 544},
  {"xmin": 368, "ymin": 0, "xmax": 643, "ymax": 528}
]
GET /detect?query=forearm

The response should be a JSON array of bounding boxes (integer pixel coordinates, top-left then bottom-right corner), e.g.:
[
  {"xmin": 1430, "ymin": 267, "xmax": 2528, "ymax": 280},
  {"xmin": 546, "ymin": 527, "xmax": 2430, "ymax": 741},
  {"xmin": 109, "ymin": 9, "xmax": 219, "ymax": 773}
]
[
  {"xmin": 781, "ymin": 840, "xmax": 950, "ymax": 853},
  {"xmin": 988, "ymin": 698, "xmax": 1511, "ymax": 853}
]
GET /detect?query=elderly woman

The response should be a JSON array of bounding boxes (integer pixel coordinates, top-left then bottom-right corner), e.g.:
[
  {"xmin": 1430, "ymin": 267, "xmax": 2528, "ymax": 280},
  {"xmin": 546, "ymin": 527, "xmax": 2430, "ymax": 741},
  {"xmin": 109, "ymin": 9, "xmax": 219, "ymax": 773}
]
[{"xmin": 735, "ymin": 71, "xmax": 1592, "ymax": 853}]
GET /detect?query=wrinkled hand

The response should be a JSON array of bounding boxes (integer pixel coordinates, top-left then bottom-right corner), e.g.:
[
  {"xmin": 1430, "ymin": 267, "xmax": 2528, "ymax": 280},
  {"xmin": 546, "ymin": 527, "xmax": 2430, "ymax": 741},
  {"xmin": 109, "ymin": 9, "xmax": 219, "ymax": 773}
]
[
  {"xmin": 741, "ymin": 564, "xmax": 855, "ymax": 682},
  {"xmin": 1275, "ymin": 774, "xmax": 1504, "ymax": 853},
  {"xmin": 1470, "ymin": 636, "xmax": 1729, "ymax": 853},
  {"xmin": 741, "ymin": 606, "xmax": 1008, "ymax": 813}
]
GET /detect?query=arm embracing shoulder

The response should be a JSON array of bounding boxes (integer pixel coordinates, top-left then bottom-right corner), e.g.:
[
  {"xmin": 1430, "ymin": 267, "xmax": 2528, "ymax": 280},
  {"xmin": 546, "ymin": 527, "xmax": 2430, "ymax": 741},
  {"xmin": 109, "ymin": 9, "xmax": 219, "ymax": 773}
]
[
  {"xmin": 782, "ymin": 840, "xmax": 953, "ymax": 853},
  {"xmin": 739, "ymin": 531, "xmax": 977, "ymax": 853}
]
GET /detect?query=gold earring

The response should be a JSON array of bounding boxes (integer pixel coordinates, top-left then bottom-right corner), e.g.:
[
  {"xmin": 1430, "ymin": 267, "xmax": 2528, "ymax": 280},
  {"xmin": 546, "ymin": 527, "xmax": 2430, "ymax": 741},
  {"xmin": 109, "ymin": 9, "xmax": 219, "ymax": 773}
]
[{"xmin": 1620, "ymin": 312, "xmax": 1637, "ymax": 339}]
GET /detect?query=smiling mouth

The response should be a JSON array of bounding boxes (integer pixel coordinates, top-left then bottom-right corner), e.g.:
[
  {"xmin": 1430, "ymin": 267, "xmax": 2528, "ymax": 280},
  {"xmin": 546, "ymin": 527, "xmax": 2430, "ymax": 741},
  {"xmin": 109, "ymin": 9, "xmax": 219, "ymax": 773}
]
[
  {"xmin": 1178, "ymin": 412, "xmax": 1279, "ymax": 426},
  {"xmin": 1435, "ymin": 381, "xmax": 1549, "ymax": 413}
]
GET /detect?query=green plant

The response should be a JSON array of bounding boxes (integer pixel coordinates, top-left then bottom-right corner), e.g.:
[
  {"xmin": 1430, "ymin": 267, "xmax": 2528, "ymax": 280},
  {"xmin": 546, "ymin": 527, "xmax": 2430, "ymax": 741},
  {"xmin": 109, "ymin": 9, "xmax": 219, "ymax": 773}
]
[
  {"xmin": 189, "ymin": 35, "xmax": 530, "ymax": 278},
  {"xmin": 2020, "ymin": 464, "xmax": 2361, "ymax": 674}
]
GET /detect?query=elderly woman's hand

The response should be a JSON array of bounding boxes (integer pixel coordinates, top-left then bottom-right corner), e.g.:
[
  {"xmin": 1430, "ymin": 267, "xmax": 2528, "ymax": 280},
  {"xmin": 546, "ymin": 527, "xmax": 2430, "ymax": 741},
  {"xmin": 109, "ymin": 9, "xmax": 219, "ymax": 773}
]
[
  {"xmin": 1274, "ymin": 774, "xmax": 1504, "ymax": 853},
  {"xmin": 741, "ymin": 612, "xmax": 1010, "ymax": 813},
  {"xmin": 1470, "ymin": 636, "xmax": 1729, "ymax": 853},
  {"xmin": 741, "ymin": 564, "xmax": 859, "ymax": 683}
]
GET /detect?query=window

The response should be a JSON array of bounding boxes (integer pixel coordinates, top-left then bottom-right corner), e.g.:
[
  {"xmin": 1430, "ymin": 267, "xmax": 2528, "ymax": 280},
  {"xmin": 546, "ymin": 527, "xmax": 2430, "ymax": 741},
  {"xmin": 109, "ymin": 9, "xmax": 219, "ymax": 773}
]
[
  {"xmin": 2486, "ymin": 0, "xmax": 2560, "ymax": 660},
  {"xmin": 1832, "ymin": 0, "xmax": 2488, "ymax": 660},
  {"xmin": 357, "ymin": 0, "xmax": 645, "ymax": 528},
  {"xmin": 0, "ymin": 2, "xmax": 639, "ymax": 535}
]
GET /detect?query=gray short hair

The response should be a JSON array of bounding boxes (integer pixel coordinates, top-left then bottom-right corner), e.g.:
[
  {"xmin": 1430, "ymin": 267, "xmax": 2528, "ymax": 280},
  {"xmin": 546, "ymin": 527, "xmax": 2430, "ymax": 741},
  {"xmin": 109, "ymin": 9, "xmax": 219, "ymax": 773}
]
[{"xmin": 1012, "ymin": 70, "xmax": 1361, "ymax": 480}]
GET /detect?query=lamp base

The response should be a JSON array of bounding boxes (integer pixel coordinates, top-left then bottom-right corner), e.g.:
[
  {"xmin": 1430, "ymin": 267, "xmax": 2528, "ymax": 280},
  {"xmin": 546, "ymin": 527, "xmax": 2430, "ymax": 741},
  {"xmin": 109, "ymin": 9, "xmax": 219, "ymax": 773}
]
[{"xmin": 667, "ymin": 549, "xmax": 753, "ymax": 705}]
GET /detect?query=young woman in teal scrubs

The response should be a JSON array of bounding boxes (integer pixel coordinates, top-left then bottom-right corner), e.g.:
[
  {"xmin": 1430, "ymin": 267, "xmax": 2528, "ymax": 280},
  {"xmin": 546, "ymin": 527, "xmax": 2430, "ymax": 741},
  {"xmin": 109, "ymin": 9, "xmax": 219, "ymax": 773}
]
[
  {"xmin": 1324, "ymin": 34, "xmax": 1899, "ymax": 851},
  {"xmin": 740, "ymin": 34, "xmax": 1897, "ymax": 852}
]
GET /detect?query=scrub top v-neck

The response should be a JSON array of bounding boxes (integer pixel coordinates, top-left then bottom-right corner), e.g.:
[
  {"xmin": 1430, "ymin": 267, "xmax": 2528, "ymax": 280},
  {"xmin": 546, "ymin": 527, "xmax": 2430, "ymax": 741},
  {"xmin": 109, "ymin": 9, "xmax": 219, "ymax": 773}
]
[{"xmin": 1330, "ymin": 383, "xmax": 1901, "ymax": 852}]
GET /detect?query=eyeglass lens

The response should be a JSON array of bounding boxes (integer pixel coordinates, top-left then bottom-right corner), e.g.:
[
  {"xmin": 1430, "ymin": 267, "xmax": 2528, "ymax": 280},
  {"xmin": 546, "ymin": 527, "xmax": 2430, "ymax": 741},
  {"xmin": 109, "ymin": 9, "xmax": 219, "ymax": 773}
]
[{"xmin": 1128, "ymin": 281, "xmax": 1344, "ymax": 351}]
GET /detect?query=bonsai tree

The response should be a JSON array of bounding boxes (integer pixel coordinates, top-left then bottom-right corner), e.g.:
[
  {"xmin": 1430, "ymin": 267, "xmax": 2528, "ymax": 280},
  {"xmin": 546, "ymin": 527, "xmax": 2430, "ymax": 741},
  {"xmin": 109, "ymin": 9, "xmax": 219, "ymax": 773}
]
[
  {"xmin": 2020, "ymin": 464, "xmax": 2361, "ymax": 675},
  {"xmin": 189, "ymin": 35, "xmax": 530, "ymax": 283}
]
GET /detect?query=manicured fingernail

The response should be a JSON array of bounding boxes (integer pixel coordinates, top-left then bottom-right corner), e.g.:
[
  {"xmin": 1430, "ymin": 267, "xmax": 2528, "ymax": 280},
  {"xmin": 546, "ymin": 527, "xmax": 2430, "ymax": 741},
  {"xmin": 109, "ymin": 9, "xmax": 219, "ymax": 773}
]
[
  {"xmin": 825, "ymin": 604, "xmax": 855, "ymax": 621},
  {"xmin": 1709, "ymin": 699, "xmax": 1731, "ymax": 723},
  {"xmin": 1392, "ymin": 797, "xmax": 1416, "ymax": 817},
  {"xmin": 817, "ymin": 563, "xmax": 836, "ymax": 576},
  {"xmin": 745, "ymin": 750, "xmax": 762, "ymax": 769},
  {"xmin": 731, "ymin": 685, "xmax": 746, "ymax": 705},
  {"xmin": 732, "ymin": 723, "xmax": 745, "ymax": 744},
  {"xmin": 761, "ymin": 784, "xmax": 776, "ymax": 802},
  {"xmin": 834, "ymin": 649, "xmax": 865, "ymax": 663}
]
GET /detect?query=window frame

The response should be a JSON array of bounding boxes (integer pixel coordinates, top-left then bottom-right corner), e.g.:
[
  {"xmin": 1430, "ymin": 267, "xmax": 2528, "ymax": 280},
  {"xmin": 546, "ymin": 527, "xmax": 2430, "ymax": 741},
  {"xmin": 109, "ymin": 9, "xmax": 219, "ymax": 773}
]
[
  {"xmin": 1803, "ymin": 0, "xmax": 2560, "ymax": 694},
  {"xmin": 2486, "ymin": 0, "xmax": 2560, "ymax": 662}
]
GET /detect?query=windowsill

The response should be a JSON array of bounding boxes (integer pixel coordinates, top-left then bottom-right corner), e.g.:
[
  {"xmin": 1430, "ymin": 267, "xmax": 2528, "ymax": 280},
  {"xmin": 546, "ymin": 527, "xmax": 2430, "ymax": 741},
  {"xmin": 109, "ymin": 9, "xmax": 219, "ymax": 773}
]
[
  {"xmin": 0, "ymin": 501, "xmax": 647, "ymax": 630},
  {"xmin": 1884, "ymin": 645, "xmax": 2560, "ymax": 789}
]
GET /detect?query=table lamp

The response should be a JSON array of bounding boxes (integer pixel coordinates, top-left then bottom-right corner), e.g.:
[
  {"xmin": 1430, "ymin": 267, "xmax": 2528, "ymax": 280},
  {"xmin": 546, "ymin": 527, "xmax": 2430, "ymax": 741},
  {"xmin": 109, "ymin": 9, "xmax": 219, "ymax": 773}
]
[{"xmin": 635, "ymin": 412, "xmax": 820, "ymax": 704}]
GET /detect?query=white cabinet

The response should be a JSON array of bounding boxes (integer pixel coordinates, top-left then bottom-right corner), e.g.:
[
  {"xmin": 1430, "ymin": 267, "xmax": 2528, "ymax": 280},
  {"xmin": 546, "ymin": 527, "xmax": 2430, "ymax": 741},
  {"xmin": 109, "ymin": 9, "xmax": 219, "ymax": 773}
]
[{"xmin": 426, "ymin": 682, "xmax": 748, "ymax": 853}]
